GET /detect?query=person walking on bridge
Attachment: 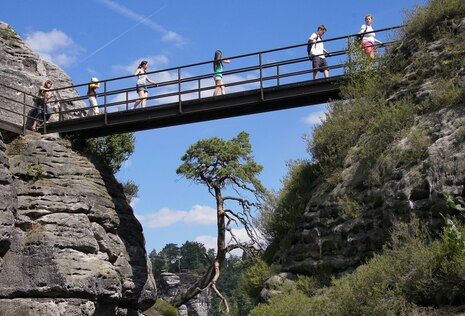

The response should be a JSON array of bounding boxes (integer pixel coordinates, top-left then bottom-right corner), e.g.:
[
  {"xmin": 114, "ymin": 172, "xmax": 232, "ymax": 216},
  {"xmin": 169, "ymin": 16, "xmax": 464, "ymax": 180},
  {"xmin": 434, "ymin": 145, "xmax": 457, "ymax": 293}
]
[
  {"xmin": 133, "ymin": 60, "xmax": 158, "ymax": 109},
  {"xmin": 87, "ymin": 77, "xmax": 100, "ymax": 116},
  {"xmin": 309, "ymin": 25, "xmax": 330, "ymax": 80},
  {"xmin": 359, "ymin": 14, "xmax": 383, "ymax": 59},
  {"xmin": 213, "ymin": 50, "xmax": 230, "ymax": 96}
]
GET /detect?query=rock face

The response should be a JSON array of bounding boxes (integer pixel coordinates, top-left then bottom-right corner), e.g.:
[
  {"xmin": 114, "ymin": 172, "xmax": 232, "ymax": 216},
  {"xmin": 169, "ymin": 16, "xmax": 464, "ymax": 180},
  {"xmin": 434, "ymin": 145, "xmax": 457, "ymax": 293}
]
[
  {"xmin": 0, "ymin": 21, "xmax": 86, "ymax": 131},
  {"xmin": 274, "ymin": 18, "xmax": 465, "ymax": 275},
  {"xmin": 0, "ymin": 133, "xmax": 156, "ymax": 315},
  {"xmin": 158, "ymin": 272, "xmax": 211, "ymax": 316}
]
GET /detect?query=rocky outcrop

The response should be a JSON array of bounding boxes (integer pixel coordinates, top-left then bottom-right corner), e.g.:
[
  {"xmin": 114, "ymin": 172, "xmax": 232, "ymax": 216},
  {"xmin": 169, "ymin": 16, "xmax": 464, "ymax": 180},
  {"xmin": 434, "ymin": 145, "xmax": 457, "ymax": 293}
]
[
  {"xmin": 158, "ymin": 272, "xmax": 211, "ymax": 316},
  {"xmin": 0, "ymin": 21, "xmax": 86, "ymax": 131},
  {"xmin": 0, "ymin": 133, "xmax": 156, "ymax": 315},
  {"xmin": 273, "ymin": 17, "xmax": 465, "ymax": 276}
]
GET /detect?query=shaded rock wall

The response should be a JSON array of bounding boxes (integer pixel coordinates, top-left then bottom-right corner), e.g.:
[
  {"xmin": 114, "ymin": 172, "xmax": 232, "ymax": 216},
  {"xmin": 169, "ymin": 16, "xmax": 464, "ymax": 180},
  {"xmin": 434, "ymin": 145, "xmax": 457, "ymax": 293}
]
[
  {"xmin": 274, "ymin": 18, "xmax": 465, "ymax": 276},
  {"xmin": 158, "ymin": 272, "xmax": 211, "ymax": 316},
  {"xmin": 0, "ymin": 133, "xmax": 156, "ymax": 315}
]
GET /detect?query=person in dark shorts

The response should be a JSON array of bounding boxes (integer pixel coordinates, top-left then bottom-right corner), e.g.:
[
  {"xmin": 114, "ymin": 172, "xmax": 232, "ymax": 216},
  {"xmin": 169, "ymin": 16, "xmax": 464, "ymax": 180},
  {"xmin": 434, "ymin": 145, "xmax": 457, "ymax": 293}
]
[
  {"xmin": 133, "ymin": 60, "xmax": 158, "ymax": 109},
  {"xmin": 31, "ymin": 80, "xmax": 53, "ymax": 131},
  {"xmin": 308, "ymin": 25, "xmax": 330, "ymax": 80}
]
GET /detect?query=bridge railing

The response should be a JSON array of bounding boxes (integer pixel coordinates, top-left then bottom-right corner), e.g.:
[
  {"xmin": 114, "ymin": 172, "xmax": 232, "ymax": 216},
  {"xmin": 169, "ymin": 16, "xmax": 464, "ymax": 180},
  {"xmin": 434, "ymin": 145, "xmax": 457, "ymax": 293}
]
[
  {"xmin": 0, "ymin": 26, "xmax": 402, "ymax": 134},
  {"xmin": 0, "ymin": 82, "xmax": 41, "ymax": 134}
]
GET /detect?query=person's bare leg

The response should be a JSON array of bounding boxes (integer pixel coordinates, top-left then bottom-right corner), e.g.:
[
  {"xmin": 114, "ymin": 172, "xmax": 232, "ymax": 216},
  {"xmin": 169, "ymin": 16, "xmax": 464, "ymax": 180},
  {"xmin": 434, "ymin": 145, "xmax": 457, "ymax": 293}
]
[
  {"xmin": 141, "ymin": 91, "xmax": 148, "ymax": 108},
  {"xmin": 133, "ymin": 91, "xmax": 143, "ymax": 109},
  {"xmin": 213, "ymin": 80, "xmax": 221, "ymax": 96}
]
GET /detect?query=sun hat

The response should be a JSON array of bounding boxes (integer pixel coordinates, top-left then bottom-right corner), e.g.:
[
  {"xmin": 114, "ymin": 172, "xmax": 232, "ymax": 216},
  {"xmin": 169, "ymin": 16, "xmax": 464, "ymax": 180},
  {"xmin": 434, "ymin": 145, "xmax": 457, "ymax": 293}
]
[{"xmin": 91, "ymin": 77, "xmax": 99, "ymax": 83}]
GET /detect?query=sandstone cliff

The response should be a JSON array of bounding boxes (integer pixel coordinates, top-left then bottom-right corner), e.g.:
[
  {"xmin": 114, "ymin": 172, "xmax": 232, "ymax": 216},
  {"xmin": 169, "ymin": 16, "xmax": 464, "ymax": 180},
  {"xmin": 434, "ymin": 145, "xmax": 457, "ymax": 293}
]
[
  {"xmin": 0, "ymin": 21, "xmax": 156, "ymax": 315},
  {"xmin": 0, "ymin": 133, "xmax": 156, "ymax": 315},
  {"xmin": 157, "ymin": 272, "xmax": 211, "ymax": 316},
  {"xmin": 0, "ymin": 21, "xmax": 85, "ymax": 131},
  {"xmin": 273, "ymin": 16, "xmax": 465, "ymax": 275}
]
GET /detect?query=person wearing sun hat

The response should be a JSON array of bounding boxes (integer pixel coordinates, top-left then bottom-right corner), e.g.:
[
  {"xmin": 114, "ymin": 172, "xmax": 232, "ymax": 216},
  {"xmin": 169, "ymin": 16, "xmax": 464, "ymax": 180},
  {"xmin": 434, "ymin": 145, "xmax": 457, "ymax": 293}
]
[{"xmin": 87, "ymin": 77, "xmax": 100, "ymax": 116}]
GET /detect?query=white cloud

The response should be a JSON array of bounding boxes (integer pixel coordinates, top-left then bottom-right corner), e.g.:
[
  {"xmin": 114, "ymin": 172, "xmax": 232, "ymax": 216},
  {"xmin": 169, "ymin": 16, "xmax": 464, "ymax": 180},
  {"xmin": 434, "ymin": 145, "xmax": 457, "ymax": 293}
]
[
  {"xmin": 112, "ymin": 55, "xmax": 170, "ymax": 75},
  {"xmin": 162, "ymin": 31, "xmax": 185, "ymax": 45},
  {"xmin": 137, "ymin": 207, "xmax": 187, "ymax": 228},
  {"xmin": 99, "ymin": 0, "xmax": 186, "ymax": 46},
  {"xmin": 184, "ymin": 205, "xmax": 217, "ymax": 225},
  {"xmin": 195, "ymin": 235, "xmax": 217, "ymax": 251},
  {"xmin": 302, "ymin": 108, "xmax": 327, "ymax": 126},
  {"xmin": 25, "ymin": 29, "xmax": 82, "ymax": 68},
  {"xmin": 138, "ymin": 204, "xmax": 216, "ymax": 228}
]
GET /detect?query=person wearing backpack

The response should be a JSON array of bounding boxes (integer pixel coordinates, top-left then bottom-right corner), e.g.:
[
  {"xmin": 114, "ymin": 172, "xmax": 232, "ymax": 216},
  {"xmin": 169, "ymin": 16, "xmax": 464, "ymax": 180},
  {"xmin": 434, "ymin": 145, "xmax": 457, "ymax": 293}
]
[
  {"xmin": 359, "ymin": 14, "xmax": 383, "ymax": 58},
  {"xmin": 308, "ymin": 25, "xmax": 330, "ymax": 80}
]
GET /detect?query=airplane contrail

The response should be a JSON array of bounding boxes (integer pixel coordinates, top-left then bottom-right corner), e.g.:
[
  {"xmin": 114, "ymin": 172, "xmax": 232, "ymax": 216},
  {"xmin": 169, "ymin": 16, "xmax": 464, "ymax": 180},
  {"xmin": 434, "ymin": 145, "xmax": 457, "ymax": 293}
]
[{"xmin": 72, "ymin": 5, "xmax": 166, "ymax": 68}]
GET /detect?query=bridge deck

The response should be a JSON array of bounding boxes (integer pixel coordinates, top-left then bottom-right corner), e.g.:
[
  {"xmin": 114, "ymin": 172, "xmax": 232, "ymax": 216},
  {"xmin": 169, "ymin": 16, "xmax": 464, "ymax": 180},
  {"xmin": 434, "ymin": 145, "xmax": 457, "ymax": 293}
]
[
  {"xmin": 0, "ymin": 26, "xmax": 401, "ymax": 137},
  {"xmin": 45, "ymin": 76, "xmax": 341, "ymax": 138}
]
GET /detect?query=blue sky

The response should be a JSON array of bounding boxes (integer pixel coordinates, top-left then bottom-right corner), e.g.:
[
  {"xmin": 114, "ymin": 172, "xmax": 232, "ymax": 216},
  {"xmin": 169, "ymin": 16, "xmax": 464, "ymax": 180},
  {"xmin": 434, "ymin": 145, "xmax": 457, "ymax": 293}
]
[{"xmin": 1, "ymin": 0, "xmax": 424, "ymax": 253}]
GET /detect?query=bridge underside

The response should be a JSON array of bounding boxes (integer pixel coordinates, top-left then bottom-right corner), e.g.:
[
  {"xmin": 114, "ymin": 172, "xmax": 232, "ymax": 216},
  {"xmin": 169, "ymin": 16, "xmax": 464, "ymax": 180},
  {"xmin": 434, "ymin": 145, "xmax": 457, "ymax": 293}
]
[
  {"xmin": 46, "ymin": 76, "xmax": 342, "ymax": 138},
  {"xmin": 0, "ymin": 120, "xmax": 23, "ymax": 135}
]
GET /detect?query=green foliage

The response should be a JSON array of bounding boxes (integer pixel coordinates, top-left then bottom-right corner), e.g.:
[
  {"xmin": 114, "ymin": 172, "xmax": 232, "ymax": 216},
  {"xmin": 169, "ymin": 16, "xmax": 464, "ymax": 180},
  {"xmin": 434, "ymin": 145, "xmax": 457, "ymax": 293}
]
[
  {"xmin": 251, "ymin": 219, "xmax": 465, "ymax": 315},
  {"xmin": 179, "ymin": 241, "xmax": 208, "ymax": 273},
  {"xmin": 144, "ymin": 299, "xmax": 179, "ymax": 316},
  {"xmin": 69, "ymin": 133, "xmax": 135, "ymax": 174},
  {"xmin": 442, "ymin": 218, "xmax": 465, "ymax": 257},
  {"xmin": 248, "ymin": 275, "xmax": 320, "ymax": 316},
  {"xmin": 237, "ymin": 259, "xmax": 273, "ymax": 304},
  {"xmin": 338, "ymin": 194, "xmax": 365, "ymax": 219},
  {"xmin": 405, "ymin": 0, "xmax": 465, "ymax": 38},
  {"xmin": 87, "ymin": 133, "xmax": 135, "ymax": 173},
  {"xmin": 261, "ymin": 160, "xmax": 319, "ymax": 241},
  {"xmin": 150, "ymin": 242, "xmax": 212, "ymax": 276},
  {"xmin": 427, "ymin": 77, "xmax": 465, "ymax": 110},
  {"xmin": 0, "ymin": 24, "xmax": 15, "ymax": 40},
  {"xmin": 249, "ymin": 290, "xmax": 313, "ymax": 316},
  {"xmin": 397, "ymin": 126, "xmax": 432, "ymax": 168},
  {"xmin": 27, "ymin": 163, "xmax": 45, "ymax": 181},
  {"xmin": 210, "ymin": 255, "xmax": 249, "ymax": 316},
  {"xmin": 177, "ymin": 131, "xmax": 265, "ymax": 195},
  {"xmin": 121, "ymin": 179, "xmax": 138, "ymax": 204}
]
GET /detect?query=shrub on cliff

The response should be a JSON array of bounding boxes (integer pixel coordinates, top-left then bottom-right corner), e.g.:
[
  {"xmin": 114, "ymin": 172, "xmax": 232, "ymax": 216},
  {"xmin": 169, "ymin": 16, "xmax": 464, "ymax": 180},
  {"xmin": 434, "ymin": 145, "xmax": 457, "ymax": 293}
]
[{"xmin": 250, "ymin": 220, "xmax": 465, "ymax": 315}]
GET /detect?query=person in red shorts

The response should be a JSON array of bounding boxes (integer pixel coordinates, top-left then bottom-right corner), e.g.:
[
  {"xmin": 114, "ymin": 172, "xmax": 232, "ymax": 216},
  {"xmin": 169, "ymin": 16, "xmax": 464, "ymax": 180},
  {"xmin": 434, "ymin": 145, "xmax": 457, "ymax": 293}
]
[{"xmin": 359, "ymin": 14, "xmax": 383, "ymax": 58}]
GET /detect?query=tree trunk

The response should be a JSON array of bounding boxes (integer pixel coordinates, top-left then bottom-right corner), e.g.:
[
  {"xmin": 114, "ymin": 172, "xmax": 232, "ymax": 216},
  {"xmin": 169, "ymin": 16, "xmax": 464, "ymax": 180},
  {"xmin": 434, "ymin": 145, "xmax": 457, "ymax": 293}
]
[{"xmin": 170, "ymin": 186, "xmax": 227, "ymax": 308}]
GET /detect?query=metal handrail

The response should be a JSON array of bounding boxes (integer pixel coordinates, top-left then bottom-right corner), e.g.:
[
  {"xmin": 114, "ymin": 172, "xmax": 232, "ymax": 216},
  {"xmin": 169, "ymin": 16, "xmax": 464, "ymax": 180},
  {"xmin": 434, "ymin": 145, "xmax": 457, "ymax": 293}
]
[
  {"xmin": 0, "ymin": 26, "xmax": 402, "ymax": 134},
  {"xmin": 48, "ymin": 41, "xmax": 394, "ymax": 117}
]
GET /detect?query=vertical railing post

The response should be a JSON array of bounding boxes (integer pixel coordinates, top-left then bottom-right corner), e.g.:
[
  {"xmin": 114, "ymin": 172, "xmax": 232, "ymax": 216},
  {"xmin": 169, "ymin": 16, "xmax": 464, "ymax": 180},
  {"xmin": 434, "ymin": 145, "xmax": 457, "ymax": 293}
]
[
  {"xmin": 347, "ymin": 37, "xmax": 352, "ymax": 74},
  {"xmin": 43, "ymin": 101, "xmax": 47, "ymax": 134},
  {"xmin": 22, "ymin": 92, "xmax": 26, "ymax": 134},
  {"xmin": 125, "ymin": 91, "xmax": 129, "ymax": 111},
  {"xmin": 198, "ymin": 79, "xmax": 201, "ymax": 100},
  {"xmin": 178, "ymin": 68, "xmax": 182, "ymax": 113},
  {"xmin": 104, "ymin": 80, "xmax": 108, "ymax": 125},
  {"xmin": 277, "ymin": 65, "xmax": 280, "ymax": 87},
  {"xmin": 259, "ymin": 53, "xmax": 264, "ymax": 101}
]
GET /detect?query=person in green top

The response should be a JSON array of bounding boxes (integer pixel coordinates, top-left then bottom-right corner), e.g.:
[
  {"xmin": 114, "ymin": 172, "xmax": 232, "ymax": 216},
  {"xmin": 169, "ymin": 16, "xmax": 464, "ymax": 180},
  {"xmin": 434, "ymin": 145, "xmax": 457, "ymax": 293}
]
[{"xmin": 213, "ymin": 50, "xmax": 230, "ymax": 96}]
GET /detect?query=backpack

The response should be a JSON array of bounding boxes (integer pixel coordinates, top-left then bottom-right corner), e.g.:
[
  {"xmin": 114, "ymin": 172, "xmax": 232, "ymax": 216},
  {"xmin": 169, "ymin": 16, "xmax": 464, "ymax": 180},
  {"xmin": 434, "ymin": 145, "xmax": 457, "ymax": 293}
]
[
  {"xmin": 307, "ymin": 39, "xmax": 313, "ymax": 57},
  {"xmin": 356, "ymin": 25, "xmax": 367, "ymax": 43},
  {"xmin": 307, "ymin": 34, "xmax": 320, "ymax": 57}
]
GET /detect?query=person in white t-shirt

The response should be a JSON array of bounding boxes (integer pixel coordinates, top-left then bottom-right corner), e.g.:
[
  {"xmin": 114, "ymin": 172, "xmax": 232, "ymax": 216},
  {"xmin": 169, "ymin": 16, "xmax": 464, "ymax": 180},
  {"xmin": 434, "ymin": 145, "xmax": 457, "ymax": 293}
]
[
  {"xmin": 309, "ymin": 25, "xmax": 330, "ymax": 80},
  {"xmin": 359, "ymin": 14, "xmax": 383, "ymax": 59}
]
